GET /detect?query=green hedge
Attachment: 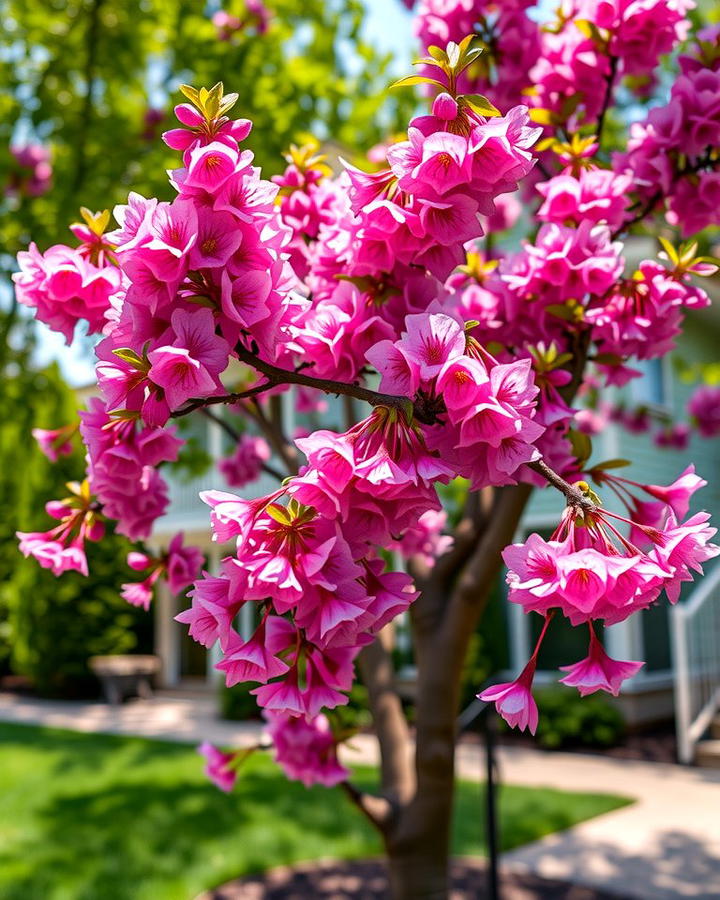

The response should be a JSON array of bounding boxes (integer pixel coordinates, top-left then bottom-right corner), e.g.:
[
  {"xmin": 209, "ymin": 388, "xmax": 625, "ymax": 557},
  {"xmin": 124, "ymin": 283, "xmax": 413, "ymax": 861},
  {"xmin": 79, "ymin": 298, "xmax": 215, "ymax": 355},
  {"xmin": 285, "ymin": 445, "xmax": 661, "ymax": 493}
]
[
  {"xmin": 529, "ymin": 688, "xmax": 625, "ymax": 750},
  {"xmin": 0, "ymin": 359, "xmax": 152, "ymax": 696}
]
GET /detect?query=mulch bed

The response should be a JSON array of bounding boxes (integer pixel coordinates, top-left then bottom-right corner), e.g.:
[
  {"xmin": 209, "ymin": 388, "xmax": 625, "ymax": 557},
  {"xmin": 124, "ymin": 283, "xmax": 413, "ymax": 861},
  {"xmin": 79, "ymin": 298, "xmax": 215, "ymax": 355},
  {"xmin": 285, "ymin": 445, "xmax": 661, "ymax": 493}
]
[
  {"xmin": 201, "ymin": 858, "xmax": 631, "ymax": 899},
  {"xmin": 461, "ymin": 725, "xmax": 678, "ymax": 765}
]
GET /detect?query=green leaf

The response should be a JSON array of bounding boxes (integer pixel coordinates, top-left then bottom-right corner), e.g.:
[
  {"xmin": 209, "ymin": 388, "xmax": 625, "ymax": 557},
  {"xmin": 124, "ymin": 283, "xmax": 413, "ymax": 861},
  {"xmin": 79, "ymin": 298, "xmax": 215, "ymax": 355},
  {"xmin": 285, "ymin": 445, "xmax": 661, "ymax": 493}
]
[
  {"xmin": 461, "ymin": 93, "xmax": 500, "ymax": 117},
  {"xmin": 179, "ymin": 84, "xmax": 200, "ymax": 106},
  {"xmin": 658, "ymin": 236, "xmax": 679, "ymax": 265},
  {"xmin": 112, "ymin": 348, "xmax": 147, "ymax": 370},
  {"xmin": 529, "ymin": 108, "xmax": 557, "ymax": 126},
  {"xmin": 593, "ymin": 459, "xmax": 631, "ymax": 470},
  {"xmin": 266, "ymin": 503, "xmax": 292, "ymax": 525},
  {"xmin": 568, "ymin": 429, "xmax": 592, "ymax": 465},
  {"xmin": 545, "ymin": 304, "xmax": 577, "ymax": 322},
  {"xmin": 390, "ymin": 74, "xmax": 446, "ymax": 89}
]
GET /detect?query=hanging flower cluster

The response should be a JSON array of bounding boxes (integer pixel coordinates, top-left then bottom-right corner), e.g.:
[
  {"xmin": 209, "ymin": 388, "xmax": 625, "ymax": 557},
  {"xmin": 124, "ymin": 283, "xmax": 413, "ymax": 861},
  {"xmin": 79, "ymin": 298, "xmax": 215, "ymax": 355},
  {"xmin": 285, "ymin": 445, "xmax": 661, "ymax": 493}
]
[
  {"xmin": 481, "ymin": 464, "xmax": 718, "ymax": 730},
  {"xmin": 7, "ymin": 143, "xmax": 52, "ymax": 198},
  {"xmin": 121, "ymin": 532, "xmax": 203, "ymax": 611}
]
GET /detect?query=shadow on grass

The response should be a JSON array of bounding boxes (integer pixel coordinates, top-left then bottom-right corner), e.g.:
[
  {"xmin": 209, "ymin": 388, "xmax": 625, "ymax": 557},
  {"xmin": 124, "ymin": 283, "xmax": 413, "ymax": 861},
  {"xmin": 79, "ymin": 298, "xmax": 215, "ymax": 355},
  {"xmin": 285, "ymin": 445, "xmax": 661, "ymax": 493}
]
[{"xmin": 0, "ymin": 723, "xmax": 631, "ymax": 900}]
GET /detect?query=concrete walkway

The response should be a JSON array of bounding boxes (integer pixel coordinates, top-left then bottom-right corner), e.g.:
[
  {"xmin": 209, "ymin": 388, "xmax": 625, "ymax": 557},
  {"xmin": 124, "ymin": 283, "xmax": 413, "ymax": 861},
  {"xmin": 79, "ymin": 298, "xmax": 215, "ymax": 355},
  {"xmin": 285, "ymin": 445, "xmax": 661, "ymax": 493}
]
[{"xmin": 2, "ymin": 690, "xmax": 720, "ymax": 900}]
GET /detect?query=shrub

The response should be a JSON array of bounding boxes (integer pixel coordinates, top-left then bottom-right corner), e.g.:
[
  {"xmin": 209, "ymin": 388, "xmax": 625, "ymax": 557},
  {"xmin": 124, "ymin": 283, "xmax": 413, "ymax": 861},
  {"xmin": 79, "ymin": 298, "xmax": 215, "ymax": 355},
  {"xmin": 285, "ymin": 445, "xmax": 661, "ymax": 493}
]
[{"xmin": 532, "ymin": 688, "xmax": 626, "ymax": 750}]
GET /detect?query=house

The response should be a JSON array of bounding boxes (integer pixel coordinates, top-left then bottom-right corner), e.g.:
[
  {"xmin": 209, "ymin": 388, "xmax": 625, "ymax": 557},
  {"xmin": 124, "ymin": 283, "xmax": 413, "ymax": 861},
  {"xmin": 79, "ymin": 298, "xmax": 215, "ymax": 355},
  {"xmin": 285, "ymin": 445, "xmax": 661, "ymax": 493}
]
[{"xmin": 148, "ymin": 257, "xmax": 720, "ymax": 763}]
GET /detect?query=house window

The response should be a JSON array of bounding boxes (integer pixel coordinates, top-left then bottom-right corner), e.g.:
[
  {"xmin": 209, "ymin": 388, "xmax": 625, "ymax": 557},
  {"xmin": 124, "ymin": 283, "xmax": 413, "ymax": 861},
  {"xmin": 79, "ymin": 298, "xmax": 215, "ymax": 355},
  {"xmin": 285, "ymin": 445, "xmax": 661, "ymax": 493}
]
[
  {"xmin": 629, "ymin": 358, "xmax": 666, "ymax": 409},
  {"xmin": 640, "ymin": 604, "xmax": 671, "ymax": 672}
]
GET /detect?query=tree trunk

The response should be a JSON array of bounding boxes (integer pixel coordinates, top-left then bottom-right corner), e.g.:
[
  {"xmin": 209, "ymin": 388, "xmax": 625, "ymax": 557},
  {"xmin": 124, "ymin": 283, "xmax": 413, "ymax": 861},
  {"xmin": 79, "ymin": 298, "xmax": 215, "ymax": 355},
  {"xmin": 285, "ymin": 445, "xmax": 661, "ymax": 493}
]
[
  {"xmin": 357, "ymin": 483, "xmax": 534, "ymax": 899},
  {"xmin": 384, "ymin": 662, "xmax": 460, "ymax": 899}
]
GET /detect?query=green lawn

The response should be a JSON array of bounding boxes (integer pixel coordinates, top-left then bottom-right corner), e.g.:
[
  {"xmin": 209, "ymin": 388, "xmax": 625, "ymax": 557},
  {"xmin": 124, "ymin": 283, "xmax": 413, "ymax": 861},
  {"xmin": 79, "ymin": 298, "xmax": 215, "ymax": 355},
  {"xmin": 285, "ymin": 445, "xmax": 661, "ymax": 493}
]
[{"xmin": 0, "ymin": 722, "xmax": 631, "ymax": 900}]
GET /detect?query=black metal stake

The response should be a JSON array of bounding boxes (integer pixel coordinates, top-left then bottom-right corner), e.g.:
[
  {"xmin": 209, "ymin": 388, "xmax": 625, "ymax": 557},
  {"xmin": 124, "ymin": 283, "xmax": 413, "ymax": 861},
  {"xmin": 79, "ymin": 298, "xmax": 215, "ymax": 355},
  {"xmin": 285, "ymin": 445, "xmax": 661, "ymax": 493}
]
[{"xmin": 484, "ymin": 710, "xmax": 500, "ymax": 900}]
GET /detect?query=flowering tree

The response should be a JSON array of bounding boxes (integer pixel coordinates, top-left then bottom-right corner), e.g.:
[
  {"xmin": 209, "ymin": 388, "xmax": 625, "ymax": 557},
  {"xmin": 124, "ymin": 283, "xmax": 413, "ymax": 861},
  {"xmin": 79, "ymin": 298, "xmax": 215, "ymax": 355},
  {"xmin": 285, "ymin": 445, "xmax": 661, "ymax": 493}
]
[{"xmin": 13, "ymin": 1, "xmax": 720, "ymax": 896}]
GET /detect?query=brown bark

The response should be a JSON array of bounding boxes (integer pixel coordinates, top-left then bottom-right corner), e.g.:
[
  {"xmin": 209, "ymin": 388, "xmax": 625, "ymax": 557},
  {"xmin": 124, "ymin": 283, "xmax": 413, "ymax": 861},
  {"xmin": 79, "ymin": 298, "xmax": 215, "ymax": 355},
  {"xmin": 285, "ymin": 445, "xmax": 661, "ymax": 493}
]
[{"xmin": 348, "ymin": 482, "xmax": 533, "ymax": 898}]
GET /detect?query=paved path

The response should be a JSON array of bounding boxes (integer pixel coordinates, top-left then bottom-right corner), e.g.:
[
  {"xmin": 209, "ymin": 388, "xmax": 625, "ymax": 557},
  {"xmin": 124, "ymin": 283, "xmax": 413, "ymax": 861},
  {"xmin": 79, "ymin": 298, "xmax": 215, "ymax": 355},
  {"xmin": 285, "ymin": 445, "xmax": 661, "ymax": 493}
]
[{"xmin": 2, "ymin": 691, "xmax": 720, "ymax": 899}]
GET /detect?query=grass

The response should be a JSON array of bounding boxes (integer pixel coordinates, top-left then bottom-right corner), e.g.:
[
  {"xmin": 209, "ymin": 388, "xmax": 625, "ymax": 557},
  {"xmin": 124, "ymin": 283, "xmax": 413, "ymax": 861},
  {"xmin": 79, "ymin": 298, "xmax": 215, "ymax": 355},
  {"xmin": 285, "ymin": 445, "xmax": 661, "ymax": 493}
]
[{"xmin": 0, "ymin": 722, "xmax": 631, "ymax": 900}]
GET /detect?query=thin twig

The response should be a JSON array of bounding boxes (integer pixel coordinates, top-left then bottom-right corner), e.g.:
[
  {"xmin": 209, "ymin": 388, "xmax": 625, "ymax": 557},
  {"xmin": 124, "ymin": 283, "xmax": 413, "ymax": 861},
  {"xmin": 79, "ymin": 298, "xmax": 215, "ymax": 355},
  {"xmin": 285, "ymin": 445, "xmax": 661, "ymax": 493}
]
[
  {"xmin": 339, "ymin": 780, "xmax": 393, "ymax": 833},
  {"xmin": 199, "ymin": 407, "xmax": 240, "ymax": 443},
  {"xmin": 596, "ymin": 55, "xmax": 618, "ymax": 147},
  {"xmin": 527, "ymin": 458, "xmax": 596, "ymax": 513},
  {"xmin": 233, "ymin": 343, "xmax": 431, "ymax": 420}
]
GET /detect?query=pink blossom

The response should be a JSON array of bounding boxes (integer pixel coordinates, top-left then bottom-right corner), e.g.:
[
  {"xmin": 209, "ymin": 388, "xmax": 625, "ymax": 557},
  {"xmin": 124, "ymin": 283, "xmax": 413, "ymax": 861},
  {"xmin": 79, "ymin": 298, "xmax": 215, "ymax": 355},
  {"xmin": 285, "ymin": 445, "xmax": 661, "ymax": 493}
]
[
  {"xmin": 13, "ymin": 241, "xmax": 123, "ymax": 344},
  {"xmin": 219, "ymin": 435, "xmax": 271, "ymax": 488},
  {"xmin": 147, "ymin": 308, "xmax": 229, "ymax": 413},
  {"xmin": 560, "ymin": 628, "xmax": 643, "ymax": 697},
  {"xmin": 641, "ymin": 465, "xmax": 706, "ymax": 519},
  {"xmin": 654, "ymin": 423, "xmax": 690, "ymax": 450},
  {"xmin": 400, "ymin": 312, "xmax": 466, "ymax": 383},
  {"xmin": 121, "ymin": 578, "xmax": 154, "ymax": 611},
  {"xmin": 479, "ymin": 658, "xmax": 539, "ymax": 735},
  {"xmin": 166, "ymin": 532, "xmax": 204, "ymax": 594},
  {"xmin": 688, "ymin": 385, "xmax": 720, "ymax": 437},
  {"xmin": 8, "ymin": 143, "xmax": 52, "ymax": 197},
  {"xmin": 32, "ymin": 426, "xmax": 75, "ymax": 462},
  {"xmin": 264, "ymin": 711, "xmax": 349, "ymax": 788},
  {"xmin": 198, "ymin": 742, "xmax": 238, "ymax": 792}
]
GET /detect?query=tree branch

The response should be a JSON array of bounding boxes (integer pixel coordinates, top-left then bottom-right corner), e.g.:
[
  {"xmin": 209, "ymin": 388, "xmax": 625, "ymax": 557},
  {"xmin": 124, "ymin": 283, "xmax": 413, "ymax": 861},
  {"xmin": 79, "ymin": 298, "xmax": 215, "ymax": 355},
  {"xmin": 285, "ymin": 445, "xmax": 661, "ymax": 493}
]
[
  {"xmin": 339, "ymin": 780, "xmax": 394, "ymax": 832},
  {"xmin": 596, "ymin": 54, "xmax": 618, "ymax": 147},
  {"xmin": 233, "ymin": 343, "xmax": 423, "ymax": 418},
  {"xmin": 527, "ymin": 458, "xmax": 596, "ymax": 513},
  {"xmin": 246, "ymin": 399, "xmax": 299, "ymax": 476},
  {"xmin": 172, "ymin": 380, "xmax": 277, "ymax": 418},
  {"xmin": 199, "ymin": 407, "xmax": 239, "ymax": 443}
]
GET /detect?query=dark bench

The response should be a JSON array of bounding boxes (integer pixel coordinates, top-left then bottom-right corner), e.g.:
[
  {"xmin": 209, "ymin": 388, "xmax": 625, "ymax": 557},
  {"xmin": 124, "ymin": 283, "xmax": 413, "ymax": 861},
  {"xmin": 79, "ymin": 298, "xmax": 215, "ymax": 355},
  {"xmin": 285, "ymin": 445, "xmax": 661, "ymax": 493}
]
[{"xmin": 89, "ymin": 654, "xmax": 161, "ymax": 705}]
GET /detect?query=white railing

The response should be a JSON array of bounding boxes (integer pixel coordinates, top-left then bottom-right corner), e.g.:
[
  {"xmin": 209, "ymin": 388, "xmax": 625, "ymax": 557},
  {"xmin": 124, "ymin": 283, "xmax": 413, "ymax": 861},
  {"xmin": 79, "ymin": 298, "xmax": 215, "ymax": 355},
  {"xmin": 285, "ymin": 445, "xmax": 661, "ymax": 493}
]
[{"xmin": 671, "ymin": 563, "xmax": 720, "ymax": 764}]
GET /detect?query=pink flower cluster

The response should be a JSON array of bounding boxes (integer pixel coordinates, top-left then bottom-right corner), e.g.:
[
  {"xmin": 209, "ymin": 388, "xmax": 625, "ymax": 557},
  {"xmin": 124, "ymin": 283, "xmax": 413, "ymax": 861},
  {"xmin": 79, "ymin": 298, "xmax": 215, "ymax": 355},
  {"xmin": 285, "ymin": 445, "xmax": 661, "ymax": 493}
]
[
  {"xmin": 615, "ymin": 30, "xmax": 720, "ymax": 235},
  {"xmin": 291, "ymin": 93, "xmax": 539, "ymax": 384},
  {"xmin": 93, "ymin": 97, "xmax": 304, "ymax": 428},
  {"xmin": 531, "ymin": 0, "xmax": 693, "ymax": 125},
  {"xmin": 178, "ymin": 395, "xmax": 466, "ymax": 716},
  {"xmin": 218, "ymin": 434, "xmax": 271, "ymax": 488},
  {"xmin": 264, "ymin": 711, "xmax": 349, "ymax": 788},
  {"xmin": 13, "ymin": 221, "xmax": 123, "ymax": 344},
  {"xmin": 17, "ymin": 482, "xmax": 104, "ymax": 577},
  {"xmin": 272, "ymin": 147, "xmax": 343, "ymax": 280},
  {"xmin": 368, "ymin": 312, "xmax": 544, "ymax": 489},
  {"xmin": 382, "ymin": 97, "xmax": 539, "ymax": 279},
  {"xmin": 585, "ymin": 260, "xmax": 711, "ymax": 362},
  {"xmin": 536, "ymin": 168, "xmax": 631, "ymax": 229},
  {"xmin": 498, "ymin": 222, "xmax": 623, "ymax": 347},
  {"xmin": 504, "ymin": 467, "xmax": 717, "ymax": 625},
  {"xmin": 121, "ymin": 532, "xmax": 203, "ymax": 610},
  {"xmin": 482, "ymin": 465, "xmax": 717, "ymax": 731},
  {"xmin": 79, "ymin": 399, "xmax": 182, "ymax": 540},
  {"xmin": 8, "ymin": 143, "xmax": 52, "ymax": 197},
  {"xmin": 688, "ymin": 385, "xmax": 720, "ymax": 438}
]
